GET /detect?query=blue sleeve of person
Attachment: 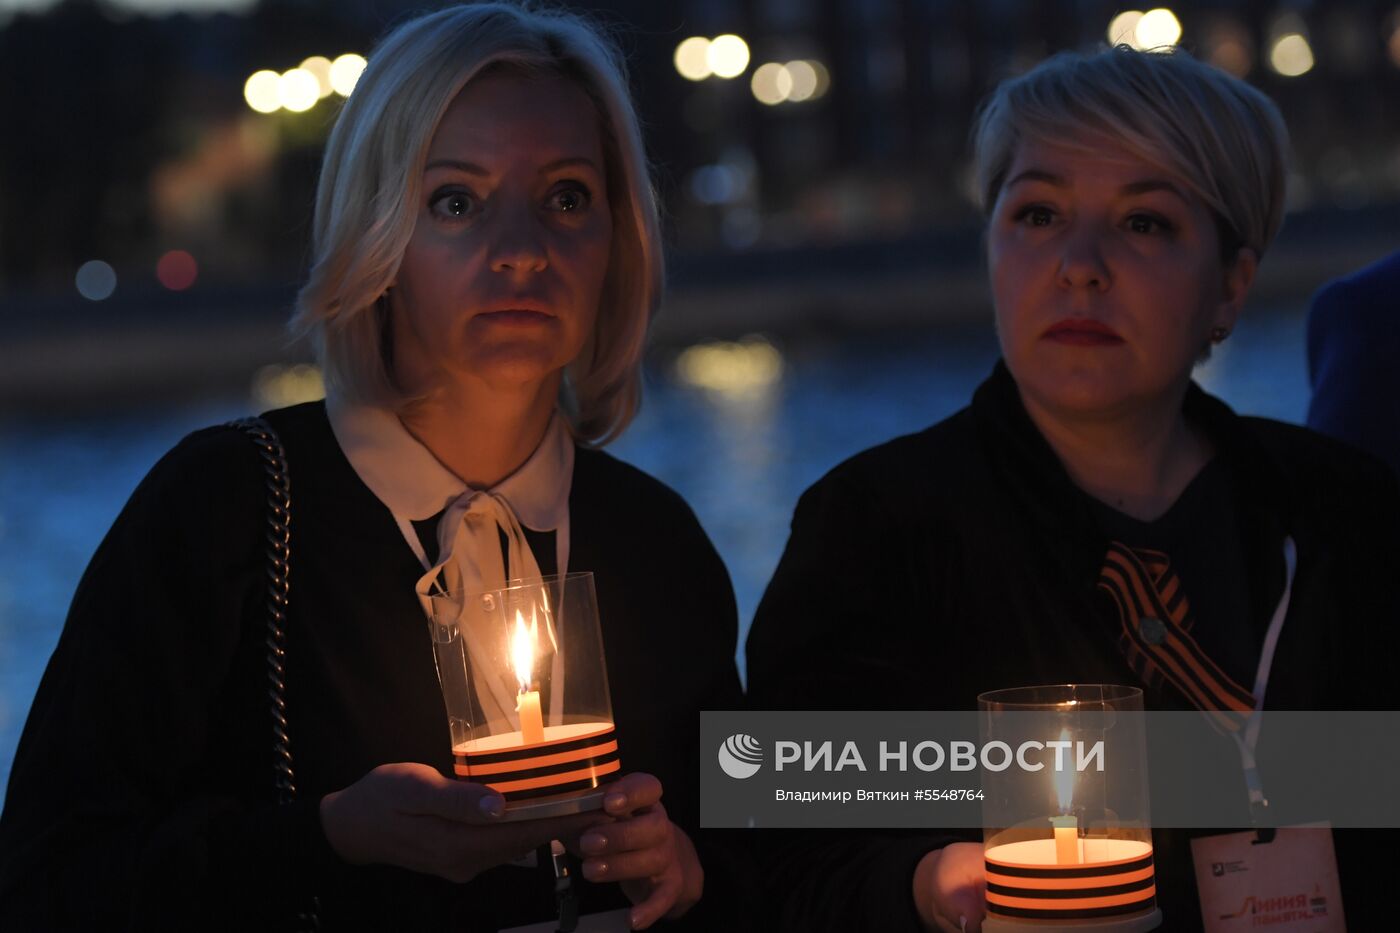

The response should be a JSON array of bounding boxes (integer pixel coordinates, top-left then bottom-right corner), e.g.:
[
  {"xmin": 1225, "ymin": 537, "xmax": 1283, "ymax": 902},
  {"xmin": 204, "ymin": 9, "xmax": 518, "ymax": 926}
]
[{"xmin": 1304, "ymin": 250, "xmax": 1400, "ymax": 478}]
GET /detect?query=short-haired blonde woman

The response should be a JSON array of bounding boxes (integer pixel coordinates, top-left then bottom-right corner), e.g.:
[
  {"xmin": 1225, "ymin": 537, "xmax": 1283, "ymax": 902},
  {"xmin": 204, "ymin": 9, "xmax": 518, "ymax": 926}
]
[
  {"xmin": 747, "ymin": 46, "xmax": 1400, "ymax": 931},
  {"xmin": 0, "ymin": 5, "xmax": 742, "ymax": 930}
]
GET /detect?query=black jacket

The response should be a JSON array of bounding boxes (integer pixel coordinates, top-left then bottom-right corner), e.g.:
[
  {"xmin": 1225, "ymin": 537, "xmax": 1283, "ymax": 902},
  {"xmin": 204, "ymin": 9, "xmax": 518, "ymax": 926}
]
[
  {"xmin": 0, "ymin": 401, "xmax": 747, "ymax": 931},
  {"xmin": 747, "ymin": 361, "xmax": 1400, "ymax": 931}
]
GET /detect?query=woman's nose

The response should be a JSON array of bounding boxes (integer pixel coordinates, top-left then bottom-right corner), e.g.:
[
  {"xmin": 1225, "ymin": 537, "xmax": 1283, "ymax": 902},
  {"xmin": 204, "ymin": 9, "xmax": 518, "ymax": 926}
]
[
  {"xmin": 487, "ymin": 207, "xmax": 548, "ymax": 274},
  {"xmin": 1056, "ymin": 227, "xmax": 1110, "ymax": 291}
]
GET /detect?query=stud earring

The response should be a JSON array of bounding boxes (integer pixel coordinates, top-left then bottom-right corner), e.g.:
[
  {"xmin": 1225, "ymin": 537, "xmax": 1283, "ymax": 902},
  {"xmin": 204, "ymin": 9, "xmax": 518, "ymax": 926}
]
[{"xmin": 1210, "ymin": 326, "xmax": 1230, "ymax": 344}]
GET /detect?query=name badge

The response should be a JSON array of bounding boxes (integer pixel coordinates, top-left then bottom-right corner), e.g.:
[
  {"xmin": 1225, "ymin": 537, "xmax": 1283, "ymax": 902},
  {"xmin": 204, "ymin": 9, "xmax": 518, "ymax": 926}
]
[
  {"xmin": 499, "ymin": 907, "xmax": 631, "ymax": 933},
  {"xmin": 1190, "ymin": 823, "xmax": 1345, "ymax": 932}
]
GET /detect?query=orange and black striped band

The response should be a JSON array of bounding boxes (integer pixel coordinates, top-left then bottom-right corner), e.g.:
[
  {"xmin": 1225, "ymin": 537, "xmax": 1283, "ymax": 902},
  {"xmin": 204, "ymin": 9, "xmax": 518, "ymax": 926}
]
[
  {"xmin": 985, "ymin": 851, "xmax": 1157, "ymax": 919},
  {"xmin": 454, "ymin": 726, "xmax": 620, "ymax": 801}
]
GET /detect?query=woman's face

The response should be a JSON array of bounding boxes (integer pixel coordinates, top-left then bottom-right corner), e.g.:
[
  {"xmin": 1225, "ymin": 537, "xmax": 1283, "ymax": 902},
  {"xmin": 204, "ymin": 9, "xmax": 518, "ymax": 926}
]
[
  {"xmin": 390, "ymin": 71, "xmax": 613, "ymax": 395},
  {"xmin": 986, "ymin": 137, "xmax": 1254, "ymax": 420}
]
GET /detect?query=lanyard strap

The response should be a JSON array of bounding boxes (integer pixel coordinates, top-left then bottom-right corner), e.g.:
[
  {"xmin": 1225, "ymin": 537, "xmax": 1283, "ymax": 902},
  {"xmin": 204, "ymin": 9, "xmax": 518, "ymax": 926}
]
[{"xmin": 1232, "ymin": 535, "xmax": 1297, "ymax": 823}]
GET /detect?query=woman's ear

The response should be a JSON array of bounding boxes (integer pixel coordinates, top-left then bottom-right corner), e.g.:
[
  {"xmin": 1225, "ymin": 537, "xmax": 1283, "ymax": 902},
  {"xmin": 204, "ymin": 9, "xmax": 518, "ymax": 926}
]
[{"xmin": 1216, "ymin": 246, "xmax": 1258, "ymax": 334}]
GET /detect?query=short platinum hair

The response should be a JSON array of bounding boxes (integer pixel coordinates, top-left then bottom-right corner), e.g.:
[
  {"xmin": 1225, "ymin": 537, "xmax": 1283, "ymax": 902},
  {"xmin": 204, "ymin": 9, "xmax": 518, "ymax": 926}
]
[
  {"xmin": 972, "ymin": 46, "xmax": 1289, "ymax": 260},
  {"xmin": 292, "ymin": 2, "xmax": 662, "ymax": 445}
]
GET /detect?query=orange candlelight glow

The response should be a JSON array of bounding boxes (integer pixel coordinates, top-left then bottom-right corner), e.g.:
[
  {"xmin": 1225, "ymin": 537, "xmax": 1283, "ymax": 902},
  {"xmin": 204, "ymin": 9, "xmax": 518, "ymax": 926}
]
[{"xmin": 510, "ymin": 610, "xmax": 545, "ymax": 744}]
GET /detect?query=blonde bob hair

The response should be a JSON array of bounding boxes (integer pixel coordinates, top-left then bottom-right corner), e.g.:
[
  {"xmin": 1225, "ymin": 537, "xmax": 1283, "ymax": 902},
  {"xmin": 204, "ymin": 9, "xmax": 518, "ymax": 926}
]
[
  {"xmin": 972, "ymin": 46, "xmax": 1289, "ymax": 261},
  {"xmin": 291, "ymin": 2, "xmax": 662, "ymax": 445}
]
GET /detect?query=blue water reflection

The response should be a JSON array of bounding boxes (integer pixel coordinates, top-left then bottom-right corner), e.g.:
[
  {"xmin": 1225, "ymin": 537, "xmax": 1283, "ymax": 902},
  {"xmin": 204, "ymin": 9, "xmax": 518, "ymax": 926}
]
[{"xmin": 0, "ymin": 309, "xmax": 1309, "ymax": 798}]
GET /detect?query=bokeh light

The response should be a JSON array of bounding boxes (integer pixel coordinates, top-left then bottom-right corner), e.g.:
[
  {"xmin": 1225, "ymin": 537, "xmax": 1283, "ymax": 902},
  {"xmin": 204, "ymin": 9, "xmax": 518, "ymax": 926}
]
[
  {"xmin": 675, "ymin": 336, "xmax": 783, "ymax": 395},
  {"xmin": 75, "ymin": 260, "xmax": 116, "ymax": 301},
  {"xmin": 278, "ymin": 68, "xmax": 320, "ymax": 113},
  {"xmin": 785, "ymin": 60, "xmax": 819, "ymax": 102},
  {"xmin": 750, "ymin": 60, "xmax": 829, "ymax": 106},
  {"xmin": 751, "ymin": 62, "xmax": 792, "ymax": 105},
  {"xmin": 156, "ymin": 250, "xmax": 198, "ymax": 291},
  {"xmin": 1205, "ymin": 20, "xmax": 1254, "ymax": 77},
  {"xmin": 1270, "ymin": 33, "xmax": 1315, "ymax": 76},
  {"xmin": 243, "ymin": 69, "xmax": 281, "ymax": 114},
  {"xmin": 1387, "ymin": 12, "xmax": 1400, "ymax": 68},
  {"xmin": 1107, "ymin": 11, "xmax": 1145, "ymax": 46},
  {"xmin": 1210, "ymin": 38, "xmax": 1252, "ymax": 76},
  {"xmin": 299, "ymin": 55, "xmax": 334, "ymax": 99},
  {"xmin": 689, "ymin": 164, "xmax": 743, "ymax": 205},
  {"xmin": 674, "ymin": 36, "xmax": 712, "ymax": 81},
  {"xmin": 329, "ymin": 53, "xmax": 367, "ymax": 97},
  {"xmin": 1135, "ymin": 8, "xmax": 1182, "ymax": 49},
  {"xmin": 805, "ymin": 59, "xmax": 831, "ymax": 99},
  {"xmin": 253, "ymin": 363, "xmax": 326, "ymax": 409},
  {"xmin": 707, "ymin": 35, "xmax": 750, "ymax": 79}
]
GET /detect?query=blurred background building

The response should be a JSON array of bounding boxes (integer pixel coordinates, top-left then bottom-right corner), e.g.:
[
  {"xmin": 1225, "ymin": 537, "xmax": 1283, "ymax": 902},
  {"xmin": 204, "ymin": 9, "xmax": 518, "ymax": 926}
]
[{"xmin": 2, "ymin": 0, "xmax": 1399, "ymax": 407}]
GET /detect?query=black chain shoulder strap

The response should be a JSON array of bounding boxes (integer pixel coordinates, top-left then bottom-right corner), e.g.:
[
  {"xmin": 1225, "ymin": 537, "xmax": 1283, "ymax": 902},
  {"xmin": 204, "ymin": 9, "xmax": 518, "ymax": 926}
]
[{"xmin": 226, "ymin": 416, "xmax": 320, "ymax": 931}]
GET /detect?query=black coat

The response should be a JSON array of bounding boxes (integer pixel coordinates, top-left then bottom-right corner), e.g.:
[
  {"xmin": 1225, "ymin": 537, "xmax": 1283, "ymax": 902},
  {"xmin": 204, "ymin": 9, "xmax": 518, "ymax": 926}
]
[
  {"xmin": 747, "ymin": 361, "xmax": 1400, "ymax": 931},
  {"xmin": 0, "ymin": 402, "xmax": 747, "ymax": 931}
]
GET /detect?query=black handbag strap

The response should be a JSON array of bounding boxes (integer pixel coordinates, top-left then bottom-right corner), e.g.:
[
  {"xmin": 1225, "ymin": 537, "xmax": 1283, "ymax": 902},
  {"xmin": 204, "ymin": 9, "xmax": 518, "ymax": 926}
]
[{"xmin": 227, "ymin": 416, "xmax": 320, "ymax": 931}]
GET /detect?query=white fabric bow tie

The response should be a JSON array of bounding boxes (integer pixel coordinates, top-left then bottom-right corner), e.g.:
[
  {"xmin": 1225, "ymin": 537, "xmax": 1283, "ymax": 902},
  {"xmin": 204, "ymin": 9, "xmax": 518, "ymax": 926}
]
[{"xmin": 422, "ymin": 489, "xmax": 540, "ymax": 603}]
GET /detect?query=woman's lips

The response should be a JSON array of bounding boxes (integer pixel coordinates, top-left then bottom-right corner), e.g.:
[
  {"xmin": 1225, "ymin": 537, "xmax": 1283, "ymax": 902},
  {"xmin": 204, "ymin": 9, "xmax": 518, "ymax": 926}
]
[
  {"xmin": 475, "ymin": 309, "xmax": 554, "ymax": 325},
  {"xmin": 1042, "ymin": 319, "xmax": 1124, "ymax": 346}
]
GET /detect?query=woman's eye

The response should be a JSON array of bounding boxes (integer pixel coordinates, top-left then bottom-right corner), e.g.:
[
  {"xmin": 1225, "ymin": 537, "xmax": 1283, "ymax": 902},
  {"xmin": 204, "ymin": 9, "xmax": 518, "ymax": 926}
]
[
  {"xmin": 1013, "ymin": 205, "xmax": 1055, "ymax": 227},
  {"xmin": 429, "ymin": 190, "xmax": 477, "ymax": 219},
  {"xmin": 547, "ymin": 184, "xmax": 591, "ymax": 213},
  {"xmin": 1126, "ymin": 213, "xmax": 1171, "ymax": 235}
]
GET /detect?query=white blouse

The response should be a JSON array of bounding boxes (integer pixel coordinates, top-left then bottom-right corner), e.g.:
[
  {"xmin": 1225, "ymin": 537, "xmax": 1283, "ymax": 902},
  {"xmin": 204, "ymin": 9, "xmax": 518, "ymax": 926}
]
[{"xmin": 326, "ymin": 391, "xmax": 574, "ymax": 722}]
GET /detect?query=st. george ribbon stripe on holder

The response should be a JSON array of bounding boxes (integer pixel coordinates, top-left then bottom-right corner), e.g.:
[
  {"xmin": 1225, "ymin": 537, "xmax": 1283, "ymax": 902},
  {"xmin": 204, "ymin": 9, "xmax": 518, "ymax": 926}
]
[
  {"xmin": 454, "ymin": 749, "xmax": 621, "ymax": 783},
  {"xmin": 986, "ymin": 891, "xmax": 1155, "ymax": 913},
  {"xmin": 985, "ymin": 876, "xmax": 1156, "ymax": 899},
  {"xmin": 501, "ymin": 773, "xmax": 621, "ymax": 802},
  {"xmin": 987, "ymin": 896, "xmax": 1157, "ymax": 920},
  {"xmin": 984, "ymin": 864, "xmax": 1155, "ymax": 890},
  {"xmin": 490, "ymin": 760, "xmax": 623, "ymax": 798},
  {"xmin": 983, "ymin": 852, "xmax": 1154, "ymax": 879},
  {"xmin": 457, "ymin": 725, "xmax": 615, "ymax": 766},
  {"xmin": 464, "ymin": 740, "xmax": 619, "ymax": 777}
]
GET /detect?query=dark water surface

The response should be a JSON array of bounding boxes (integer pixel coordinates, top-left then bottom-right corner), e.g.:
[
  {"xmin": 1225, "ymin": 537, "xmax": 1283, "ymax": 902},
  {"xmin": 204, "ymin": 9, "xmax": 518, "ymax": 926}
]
[{"xmin": 0, "ymin": 309, "xmax": 1310, "ymax": 799}]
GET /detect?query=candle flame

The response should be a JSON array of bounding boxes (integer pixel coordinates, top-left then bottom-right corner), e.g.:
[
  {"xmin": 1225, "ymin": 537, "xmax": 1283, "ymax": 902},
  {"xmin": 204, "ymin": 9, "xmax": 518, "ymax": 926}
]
[
  {"xmin": 510, "ymin": 609, "xmax": 537, "ymax": 692},
  {"xmin": 1053, "ymin": 727, "xmax": 1075, "ymax": 813}
]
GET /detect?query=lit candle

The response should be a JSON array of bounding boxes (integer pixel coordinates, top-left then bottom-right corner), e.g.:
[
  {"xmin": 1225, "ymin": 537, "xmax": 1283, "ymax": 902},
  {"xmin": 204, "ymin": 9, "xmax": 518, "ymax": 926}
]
[
  {"xmin": 1050, "ymin": 727, "xmax": 1081, "ymax": 865},
  {"xmin": 1050, "ymin": 815, "xmax": 1080, "ymax": 865},
  {"xmin": 510, "ymin": 610, "xmax": 545, "ymax": 744}
]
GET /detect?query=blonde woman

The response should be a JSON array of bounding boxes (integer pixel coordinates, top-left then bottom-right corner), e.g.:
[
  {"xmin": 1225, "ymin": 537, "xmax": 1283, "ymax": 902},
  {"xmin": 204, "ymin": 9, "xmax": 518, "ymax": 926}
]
[
  {"xmin": 0, "ymin": 5, "xmax": 742, "ymax": 930},
  {"xmin": 748, "ymin": 46, "xmax": 1400, "ymax": 931}
]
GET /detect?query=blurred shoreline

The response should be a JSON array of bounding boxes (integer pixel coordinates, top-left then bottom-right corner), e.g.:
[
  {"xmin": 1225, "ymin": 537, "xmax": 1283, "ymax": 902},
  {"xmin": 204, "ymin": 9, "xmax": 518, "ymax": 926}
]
[{"xmin": 2, "ymin": 203, "xmax": 1397, "ymax": 416}]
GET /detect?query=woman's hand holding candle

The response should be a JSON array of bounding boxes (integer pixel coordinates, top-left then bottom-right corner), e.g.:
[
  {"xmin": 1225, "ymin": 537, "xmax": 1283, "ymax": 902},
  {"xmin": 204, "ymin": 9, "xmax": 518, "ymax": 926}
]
[
  {"xmin": 319, "ymin": 762, "xmax": 609, "ymax": 883},
  {"xmin": 913, "ymin": 842, "xmax": 986, "ymax": 933},
  {"xmin": 572, "ymin": 773, "xmax": 704, "ymax": 930}
]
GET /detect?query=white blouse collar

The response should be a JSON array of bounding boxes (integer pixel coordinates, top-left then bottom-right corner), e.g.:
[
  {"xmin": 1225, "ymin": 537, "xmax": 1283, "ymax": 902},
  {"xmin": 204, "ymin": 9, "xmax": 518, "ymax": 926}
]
[{"xmin": 325, "ymin": 391, "xmax": 574, "ymax": 531}]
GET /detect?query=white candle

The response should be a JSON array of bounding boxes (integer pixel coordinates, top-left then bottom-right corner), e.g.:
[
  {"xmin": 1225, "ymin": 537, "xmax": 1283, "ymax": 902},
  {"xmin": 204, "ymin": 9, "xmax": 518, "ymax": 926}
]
[
  {"xmin": 510, "ymin": 610, "xmax": 545, "ymax": 744},
  {"xmin": 1049, "ymin": 814, "xmax": 1080, "ymax": 865},
  {"xmin": 516, "ymin": 688, "xmax": 544, "ymax": 744}
]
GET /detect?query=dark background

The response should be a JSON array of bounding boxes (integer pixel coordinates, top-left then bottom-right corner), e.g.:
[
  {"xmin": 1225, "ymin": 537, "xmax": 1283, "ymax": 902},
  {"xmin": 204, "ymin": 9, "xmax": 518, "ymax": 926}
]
[{"xmin": 1, "ymin": 0, "xmax": 1398, "ymax": 410}]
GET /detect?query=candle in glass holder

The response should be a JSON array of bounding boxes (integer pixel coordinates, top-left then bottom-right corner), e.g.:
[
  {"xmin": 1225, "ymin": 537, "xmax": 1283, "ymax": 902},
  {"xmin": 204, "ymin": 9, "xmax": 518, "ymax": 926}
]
[
  {"xmin": 437, "ymin": 573, "xmax": 622, "ymax": 820},
  {"xmin": 979, "ymin": 685, "xmax": 1161, "ymax": 931}
]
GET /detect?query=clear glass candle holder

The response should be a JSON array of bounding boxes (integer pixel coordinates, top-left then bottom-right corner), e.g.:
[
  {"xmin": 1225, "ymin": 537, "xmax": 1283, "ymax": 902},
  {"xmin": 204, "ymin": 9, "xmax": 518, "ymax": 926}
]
[
  {"xmin": 978, "ymin": 684, "xmax": 1162, "ymax": 932},
  {"xmin": 428, "ymin": 572, "xmax": 619, "ymax": 820}
]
